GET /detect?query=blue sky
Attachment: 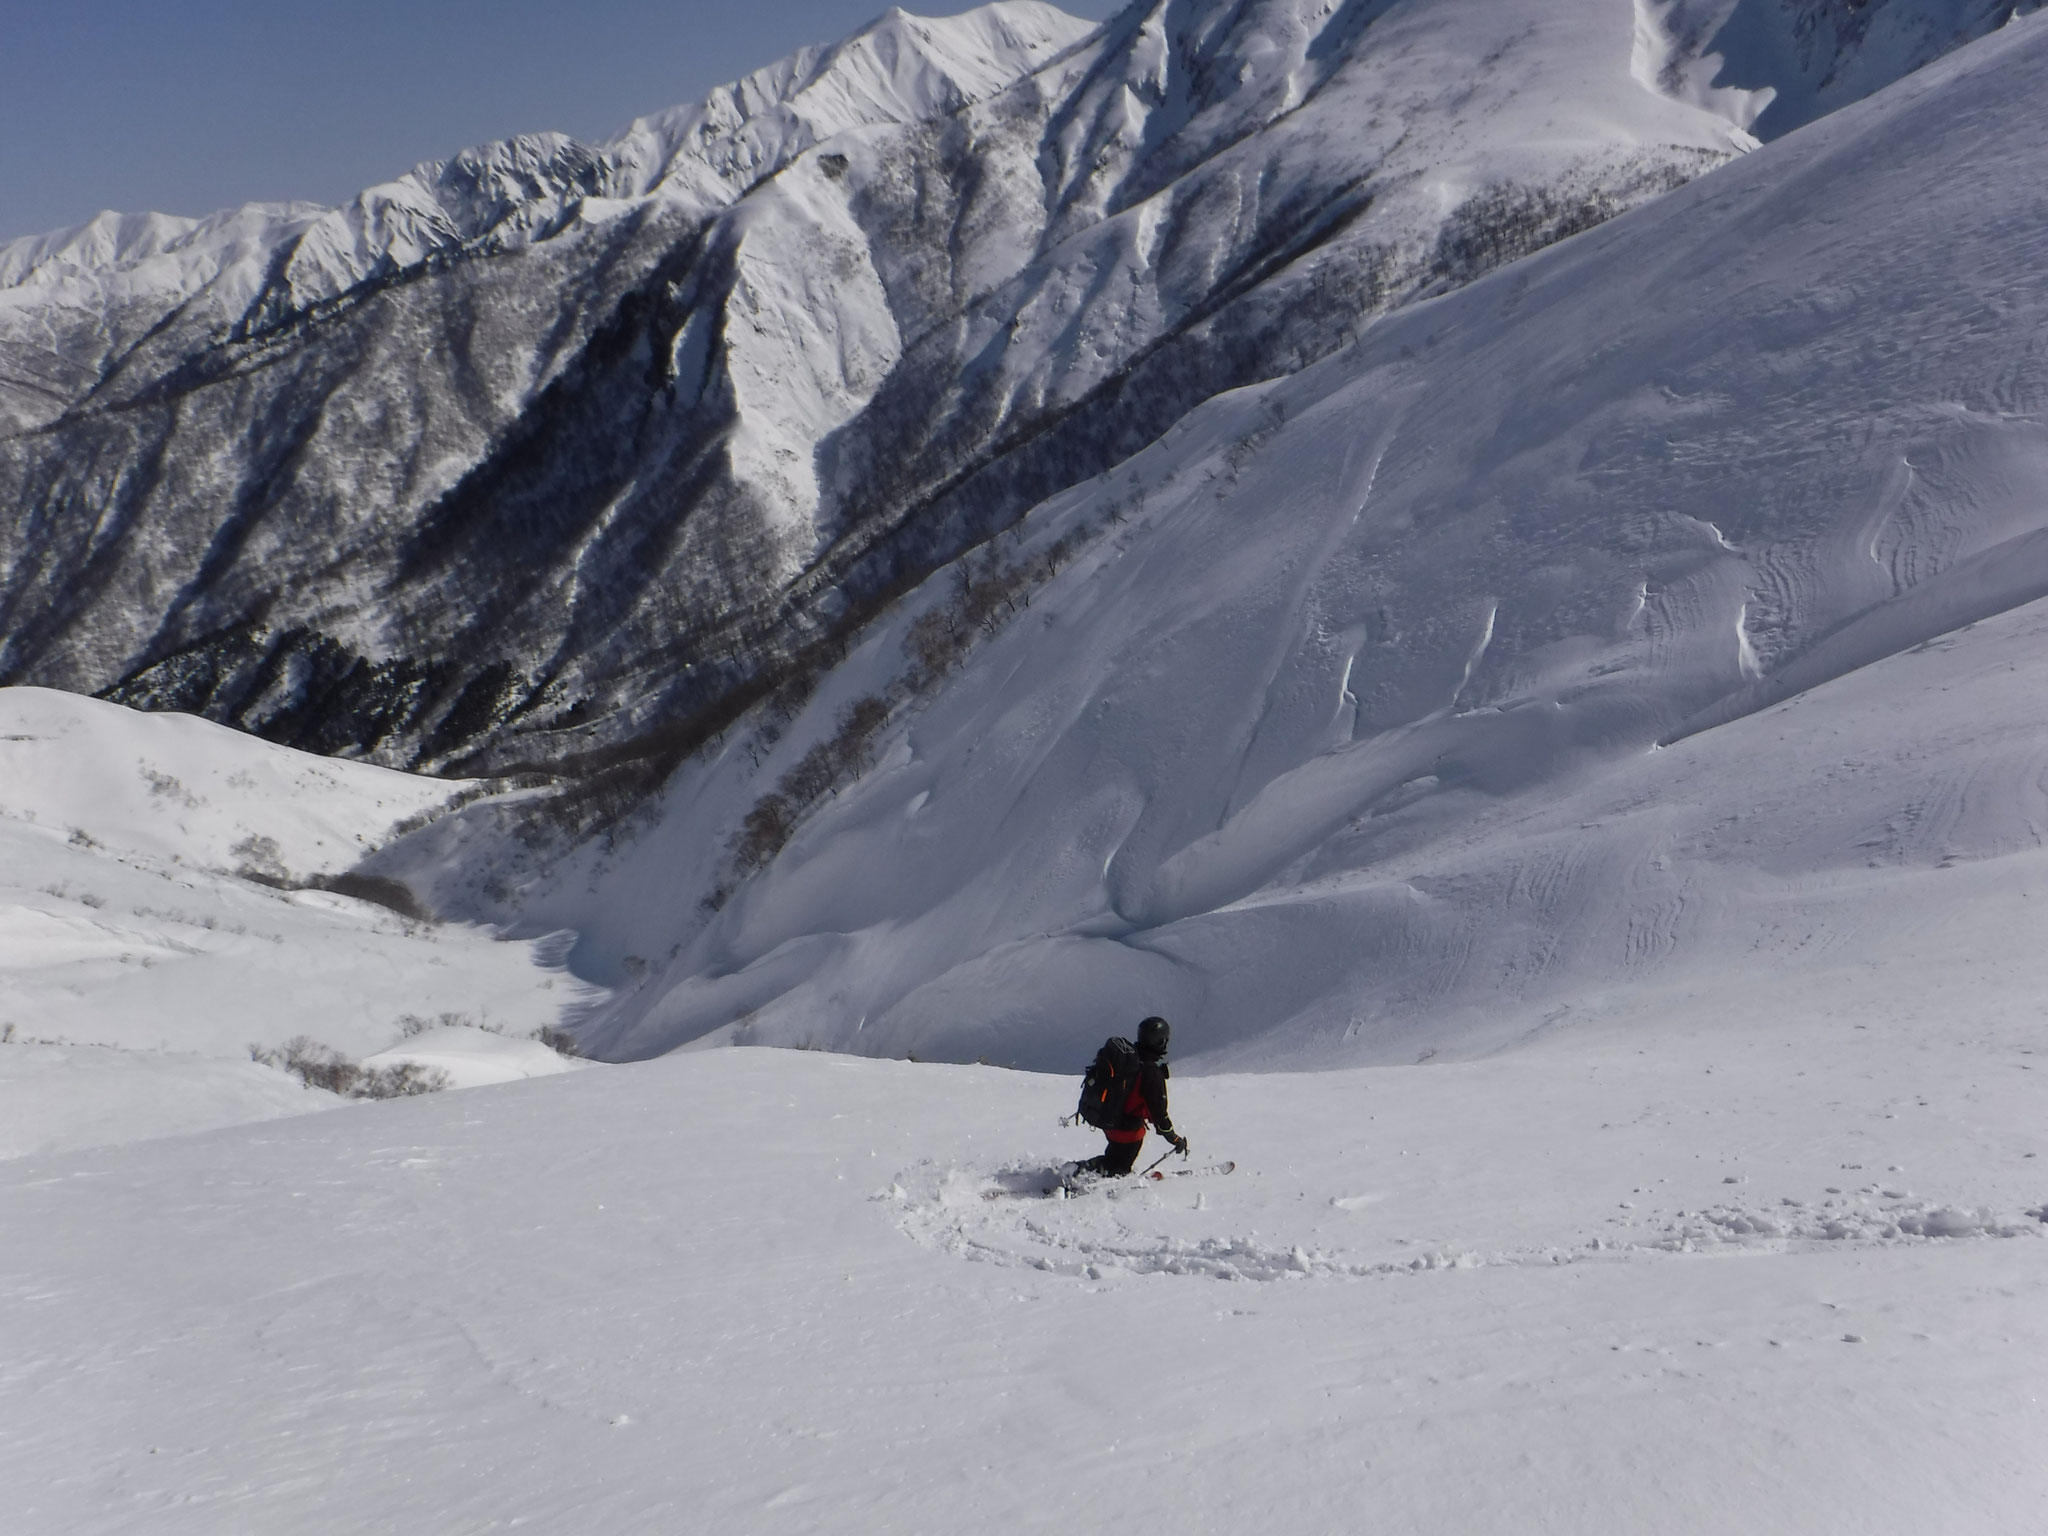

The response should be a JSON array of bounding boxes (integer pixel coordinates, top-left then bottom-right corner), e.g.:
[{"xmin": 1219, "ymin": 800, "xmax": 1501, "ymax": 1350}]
[{"xmin": 0, "ymin": 0, "xmax": 1123, "ymax": 243}]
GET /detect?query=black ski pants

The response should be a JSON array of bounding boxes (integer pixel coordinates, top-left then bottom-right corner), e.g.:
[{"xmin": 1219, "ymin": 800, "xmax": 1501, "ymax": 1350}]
[{"xmin": 1076, "ymin": 1137, "xmax": 1144, "ymax": 1177}]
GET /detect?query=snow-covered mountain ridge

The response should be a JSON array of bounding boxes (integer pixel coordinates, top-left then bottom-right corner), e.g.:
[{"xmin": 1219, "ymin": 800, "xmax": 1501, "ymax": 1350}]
[
  {"xmin": 404, "ymin": 3, "xmax": 2048, "ymax": 1070},
  {"xmin": 2, "ymin": 0, "xmax": 2000, "ymax": 787}
]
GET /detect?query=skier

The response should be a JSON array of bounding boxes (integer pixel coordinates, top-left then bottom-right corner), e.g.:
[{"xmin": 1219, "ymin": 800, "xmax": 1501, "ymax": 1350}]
[{"xmin": 1070, "ymin": 1015, "xmax": 1188, "ymax": 1178}]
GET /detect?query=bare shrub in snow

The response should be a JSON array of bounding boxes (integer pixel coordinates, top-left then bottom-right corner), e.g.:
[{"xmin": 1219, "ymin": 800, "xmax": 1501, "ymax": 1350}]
[
  {"xmin": 536, "ymin": 1026, "xmax": 581, "ymax": 1058},
  {"xmin": 732, "ymin": 791, "xmax": 798, "ymax": 872},
  {"xmin": 251, "ymin": 1037, "xmax": 449, "ymax": 1098},
  {"xmin": 1428, "ymin": 156, "xmax": 1715, "ymax": 290},
  {"xmin": 357, "ymin": 1062, "xmax": 451, "ymax": 1098},
  {"xmin": 252, "ymin": 1037, "xmax": 360, "ymax": 1094},
  {"xmin": 732, "ymin": 692, "xmax": 895, "ymax": 874},
  {"xmin": 397, "ymin": 1011, "xmax": 492, "ymax": 1038},
  {"xmin": 903, "ymin": 535, "xmax": 1075, "ymax": 689},
  {"xmin": 905, "ymin": 606, "xmax": 964, "ymax": 682},
  {"xmin": 766, "ymin": 659, "xmax": 824, "ymax": 725},
  {"xmin": 780, "ymin": 740, "xmax": 842, "ymax": 808},
  {"xmin": 839, "ymin": 696, "xmax": 892, "ymax": 765},
  {"xmin": 231, "ymin": 833, "xmax": 290, "ymax": 886},
  {"xmin": 312, "ymin": 871, "xmax": 436, "ymax": 923},
  {"xmin": 782, "ymin": 696, "xmax": 892, "ymax": 804},
  {"xmin": 385, "ymin": 776, "xmax": 545, "ymax": 841},
  {"xmin": 139, "ymin": 767, "xmax": 200, "ymax": 807}
]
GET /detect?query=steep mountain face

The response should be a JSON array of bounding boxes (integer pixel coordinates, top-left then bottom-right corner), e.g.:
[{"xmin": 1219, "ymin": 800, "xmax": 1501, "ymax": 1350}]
[
  {"xmin": 1640, "ymin": 0, "xmax": 2041, "ymax": 138},
  {"xmin": 0, "ymin": 4, "xmax": 1092, "ymax": 775},
  {"xmin": 0, "ymin": 0, "xmax": 1783, "ymax": 782},
  {"xmin": 395, "ymin": 7, "xmax": 2048, "ymax": 1067}
]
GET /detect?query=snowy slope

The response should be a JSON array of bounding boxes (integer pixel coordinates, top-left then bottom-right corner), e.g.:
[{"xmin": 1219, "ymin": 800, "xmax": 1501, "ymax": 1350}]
[
  {"xmin": 432, "ymin": 7, "xmax": 2048, "ymax": 1070},
  {"xmin": 1642, "ymin": 0, "xmax": 2044, "ymax": 139},
  {"xmin": 3, "ymin": 961, "xmax": 2042, "ymax": 1534},
  {"xmin": 0, "ymin": 0, "xmax": 1933, "ymax": 781},
  {"xmin": 0, "ymin": 688, "xmax": 593, "ymax": 1159},
  {"xmin": 0, "ymin": 683, "xmax": 460, "ymax": 877},
  {"xmin": 8, "ymin": 593, "xmax": 2048, "ymax": 1525},
  {"xmin": 7, "ymin": 10, "xmax": 2048, "ymax": 1523}
]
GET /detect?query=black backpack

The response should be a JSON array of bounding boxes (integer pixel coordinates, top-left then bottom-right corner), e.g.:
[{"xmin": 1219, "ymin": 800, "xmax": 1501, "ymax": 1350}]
[{"xmin": 1076, "ymin": 1037, "xmax": 1141, "ymax": 1129}]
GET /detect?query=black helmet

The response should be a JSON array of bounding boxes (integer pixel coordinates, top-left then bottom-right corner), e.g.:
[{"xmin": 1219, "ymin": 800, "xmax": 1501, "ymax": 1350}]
[{"xmin": 1136, "ymin": 1016, "xmax": 1170, "ymax": 1059}]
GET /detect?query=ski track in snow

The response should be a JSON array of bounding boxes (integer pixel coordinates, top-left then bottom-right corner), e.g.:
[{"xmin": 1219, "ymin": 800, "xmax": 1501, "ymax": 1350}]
[
  {"xmin": 887, "ymin": 1157, "xmax": 2044, "ymax": 1284},
  {"xmin": 5, "ymin": 978, "xmax": 2046, "ymax": 1534}
]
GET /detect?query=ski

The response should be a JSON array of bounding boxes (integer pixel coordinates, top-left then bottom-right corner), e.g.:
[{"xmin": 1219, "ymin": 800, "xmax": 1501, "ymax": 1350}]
[
  {"xmin": 1018, "ymin": 1160, "xmax": 1235, "ymax": 1198},
  {"xmin": 1149, "ymin": 1160, "xmax": 1235, "ymax": 1180}
]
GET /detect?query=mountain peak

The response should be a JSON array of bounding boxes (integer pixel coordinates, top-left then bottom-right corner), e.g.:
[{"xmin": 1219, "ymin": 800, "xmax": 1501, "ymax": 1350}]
[
  {"xmin": 608, "ymin": 2, "xmax": 1097, "ymax": 202},
  {"xmin": 0, "ymin": 3, "xmax": 1097, "ymax": 320}
]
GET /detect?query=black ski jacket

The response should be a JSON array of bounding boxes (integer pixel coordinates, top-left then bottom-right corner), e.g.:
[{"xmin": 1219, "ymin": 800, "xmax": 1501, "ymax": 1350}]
[{"xmin": 1105, "ymin": 1055, "xmax": 1176, "ymax": 1142}]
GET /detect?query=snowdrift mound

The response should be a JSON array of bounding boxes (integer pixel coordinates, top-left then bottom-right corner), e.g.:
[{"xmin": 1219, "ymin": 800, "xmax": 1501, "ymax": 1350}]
[{"xmin": 463, "ymin": 9, "xmax": 2048, "ymax": 1069}]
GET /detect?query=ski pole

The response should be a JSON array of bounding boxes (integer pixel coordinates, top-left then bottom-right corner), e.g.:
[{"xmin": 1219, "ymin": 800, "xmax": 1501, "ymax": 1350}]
[{"xmin": 1139, "ymin": 1147, "xmax": 1175, "ymax": 1177}]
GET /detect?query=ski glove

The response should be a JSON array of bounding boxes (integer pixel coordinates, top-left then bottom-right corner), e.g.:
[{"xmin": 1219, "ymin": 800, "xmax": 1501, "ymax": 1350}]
[{"xmin": 1167, "ymin": 1132, "xmax": 1189, "ymax": 1156}]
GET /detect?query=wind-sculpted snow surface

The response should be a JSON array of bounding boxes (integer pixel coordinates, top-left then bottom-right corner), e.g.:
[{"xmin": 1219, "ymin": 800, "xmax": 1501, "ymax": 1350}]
[
  {"xmin": 1, "ymin": 0, "xmax": 1823, "ymax": 776},
  {"xmin": 507, "ymin": 11, "xmax": 2048, "ymax": 1069}
]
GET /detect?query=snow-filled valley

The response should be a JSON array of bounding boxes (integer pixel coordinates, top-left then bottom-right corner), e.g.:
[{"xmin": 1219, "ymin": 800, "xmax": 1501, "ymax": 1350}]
[
  {"xmin": 0, "ymin": 687, "xmax": 591, "ymax": 1160},
  {"xmin": 6, "ymin": 0, "xmax": 2048, "ymax": 1530}
]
